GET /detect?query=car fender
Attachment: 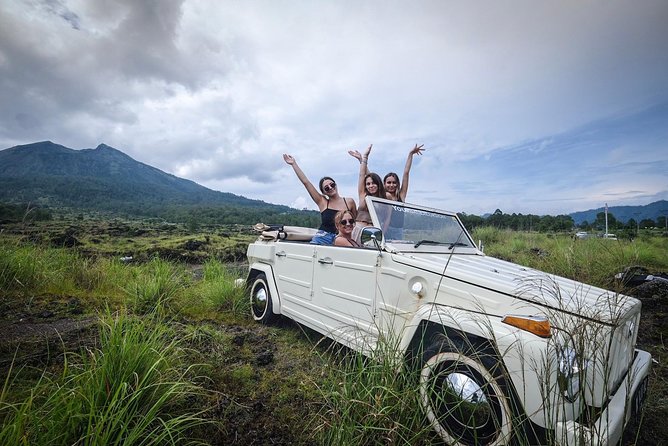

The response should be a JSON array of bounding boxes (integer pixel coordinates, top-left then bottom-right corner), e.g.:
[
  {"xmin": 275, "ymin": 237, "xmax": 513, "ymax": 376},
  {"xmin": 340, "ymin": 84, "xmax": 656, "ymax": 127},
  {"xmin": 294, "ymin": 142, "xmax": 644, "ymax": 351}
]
[
  {"xmin": 247, "ymin": 263, "xmax": 282, "ymax": 315},
  {"xmin": 401, "ymin": 303, "xmax": 557, "ymax": 427},
  {"xmin": 401, "ymin": 303, "xmax": 512, "ymax": 353}
]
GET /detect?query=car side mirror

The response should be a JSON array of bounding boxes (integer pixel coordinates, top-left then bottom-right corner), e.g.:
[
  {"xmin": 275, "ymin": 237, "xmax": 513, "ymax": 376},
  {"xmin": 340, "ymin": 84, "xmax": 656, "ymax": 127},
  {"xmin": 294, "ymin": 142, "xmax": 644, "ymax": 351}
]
[{"xmin": 361, "ymin": 227, "xmax": 383, "ymax": 250}]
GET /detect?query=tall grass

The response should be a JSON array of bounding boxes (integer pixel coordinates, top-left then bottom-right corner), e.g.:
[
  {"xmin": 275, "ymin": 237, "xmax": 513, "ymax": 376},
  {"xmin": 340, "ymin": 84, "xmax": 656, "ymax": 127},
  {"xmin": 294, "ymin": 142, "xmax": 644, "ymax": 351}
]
[
  {"xmin": 123, "ymin": 257, "xmax": 188, "ymax": 315},
  {"xmin": 178, "ymin": 259, "xmax": 249, "ymax": 320},
  {"xmin": 0, "ymin": 240, "xmax": 135, "ymax": 305},
  {"xmin": 2, "ymin": 231, "xmax": 663, "ymax": 444},
  {"xmin": 0, "ymin": 309, "xmax": 210, "ymax": 445},
  {"xmin": 472, "ymin": 227, "xmax": 668, "ymax": 288},
  {"xmin": 0, "ymin": 240, "xmax": 248, "ymax": 320},
  {"xmin": 315, "ymin": 335, "xmax": 435, "ymax": 445},
  {"xmin": 0, "ymin": 241, "xmax": 83, "ymax": 295}
]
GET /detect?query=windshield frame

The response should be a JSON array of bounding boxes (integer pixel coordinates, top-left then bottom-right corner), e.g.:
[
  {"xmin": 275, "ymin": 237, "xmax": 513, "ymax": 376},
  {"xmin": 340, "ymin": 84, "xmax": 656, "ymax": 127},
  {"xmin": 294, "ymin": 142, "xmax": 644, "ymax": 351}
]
[{"xmin": 365, "ymin": 196, "xmax": 478, "ymax": 253}]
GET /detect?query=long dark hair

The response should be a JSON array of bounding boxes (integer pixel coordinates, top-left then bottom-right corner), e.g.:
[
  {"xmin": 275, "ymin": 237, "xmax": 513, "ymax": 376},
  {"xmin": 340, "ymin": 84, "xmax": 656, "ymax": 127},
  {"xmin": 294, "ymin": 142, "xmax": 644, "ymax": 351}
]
[
  {"xmin": 365, "ymin": 173, "xmax": 386, "ymax": 198},
  {"xmin": 383, "ymin": 172, "xmax": 402, "ymax": 202},
  {"xmin": 318, "ymin": 176, "xmax": 336, "ymax": 194}
]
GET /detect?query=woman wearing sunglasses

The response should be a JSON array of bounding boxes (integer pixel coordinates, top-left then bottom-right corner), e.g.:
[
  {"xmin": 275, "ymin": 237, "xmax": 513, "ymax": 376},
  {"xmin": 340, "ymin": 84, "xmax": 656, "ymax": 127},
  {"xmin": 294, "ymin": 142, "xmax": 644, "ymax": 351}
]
[
  {"xmin": 283, "ymin": 154, "xmax": 357, "ymax": 245},
  {"xmin": 333, "ymin": 210, "xmax": 361, "ymax": 247}
]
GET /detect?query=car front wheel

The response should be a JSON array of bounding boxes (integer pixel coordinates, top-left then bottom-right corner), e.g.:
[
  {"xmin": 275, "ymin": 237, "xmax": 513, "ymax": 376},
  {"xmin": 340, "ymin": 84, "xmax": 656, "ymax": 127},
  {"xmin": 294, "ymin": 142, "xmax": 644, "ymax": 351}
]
[
  {"xmin": 250, "ymin": 273, "xmax": 275, "ymax": 324},
  {"xmin": 419, "ymin": 340, "xmax": 513, "ymax": 445}
]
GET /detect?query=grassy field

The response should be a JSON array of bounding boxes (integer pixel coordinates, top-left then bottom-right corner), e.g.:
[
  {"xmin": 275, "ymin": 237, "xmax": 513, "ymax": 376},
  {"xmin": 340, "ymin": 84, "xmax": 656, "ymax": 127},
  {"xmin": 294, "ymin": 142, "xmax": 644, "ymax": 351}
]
[{"xmin": 1, "ymin": 219, "xmax": 666, "ymax": 445}]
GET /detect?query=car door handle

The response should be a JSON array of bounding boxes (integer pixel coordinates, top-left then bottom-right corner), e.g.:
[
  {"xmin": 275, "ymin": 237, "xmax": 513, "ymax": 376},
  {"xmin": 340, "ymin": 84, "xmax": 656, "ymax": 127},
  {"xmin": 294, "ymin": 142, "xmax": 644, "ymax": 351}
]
[
  {"xmin": 276, "ymin": 251, "xmax": 286, "ymax": 257},
  {"xmin": 318, "ymin": 257, "xmax": 333, "ymax": 265}
]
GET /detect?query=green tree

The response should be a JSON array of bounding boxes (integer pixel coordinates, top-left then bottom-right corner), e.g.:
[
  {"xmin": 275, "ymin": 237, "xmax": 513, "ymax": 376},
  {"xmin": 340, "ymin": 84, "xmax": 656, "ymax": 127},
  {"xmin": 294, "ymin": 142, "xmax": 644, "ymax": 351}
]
[
  {"xmin": 487, "ymin": 209, "xmax": 504, "ymax": 227},
  {"xmin": 594, "ymin": 211, "xmax": 618, "ymax": 231},
  {"xmin": 640, "ymin": 218, "xmax": 655, "ymax": 229},
  {"xmin": 658, "ymin": 216, "xmax": 667, "ymax": 230}
]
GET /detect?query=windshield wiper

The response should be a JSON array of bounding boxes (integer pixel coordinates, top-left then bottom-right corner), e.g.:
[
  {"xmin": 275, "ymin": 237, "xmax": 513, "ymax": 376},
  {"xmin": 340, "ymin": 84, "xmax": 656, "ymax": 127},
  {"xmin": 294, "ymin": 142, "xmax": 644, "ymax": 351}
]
[
  {"xmin": 413, "ymin": 240, "xmax": 470, "ymax": 249},
  {"xmin": 414, "ymin": 240, "xmax": 447, "ymax": 248},
  {"xmin": 448, "ymin": 242, "xmax": 469, "ymax": 249}
]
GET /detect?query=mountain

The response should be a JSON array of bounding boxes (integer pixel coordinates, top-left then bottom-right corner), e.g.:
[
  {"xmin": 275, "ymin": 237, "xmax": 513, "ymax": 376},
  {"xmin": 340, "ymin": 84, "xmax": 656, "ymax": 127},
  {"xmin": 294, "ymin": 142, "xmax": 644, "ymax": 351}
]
[
  {"xmin": 0, "ymin": 141, "xmax": 315, "ymax": 224},
  {"xmin": 569, "ymin": 200, "xmax": 668, "ymax": 225}
]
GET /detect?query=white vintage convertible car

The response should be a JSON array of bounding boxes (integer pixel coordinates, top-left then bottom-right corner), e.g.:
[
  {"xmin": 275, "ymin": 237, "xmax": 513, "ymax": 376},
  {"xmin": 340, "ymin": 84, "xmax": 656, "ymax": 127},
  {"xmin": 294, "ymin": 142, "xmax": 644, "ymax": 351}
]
[{"xmin": 244, "ymin": 197, "xmax": 651, "ymax": 446}]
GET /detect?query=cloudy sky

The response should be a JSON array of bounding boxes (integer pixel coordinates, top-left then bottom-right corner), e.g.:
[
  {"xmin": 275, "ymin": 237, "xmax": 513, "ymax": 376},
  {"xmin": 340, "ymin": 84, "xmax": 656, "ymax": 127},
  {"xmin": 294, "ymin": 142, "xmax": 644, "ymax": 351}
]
[{"xmin": 1, "ymin": 0, "xmax": 667, "ymax": 216}]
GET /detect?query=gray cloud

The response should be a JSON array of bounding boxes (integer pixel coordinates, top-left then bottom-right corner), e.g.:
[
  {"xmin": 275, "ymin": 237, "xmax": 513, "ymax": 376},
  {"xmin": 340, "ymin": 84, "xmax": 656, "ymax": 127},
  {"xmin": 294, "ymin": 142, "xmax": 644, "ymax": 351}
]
[{"xmin": 0, "ymin": 0, "xmax": 666, "ymax": 215}]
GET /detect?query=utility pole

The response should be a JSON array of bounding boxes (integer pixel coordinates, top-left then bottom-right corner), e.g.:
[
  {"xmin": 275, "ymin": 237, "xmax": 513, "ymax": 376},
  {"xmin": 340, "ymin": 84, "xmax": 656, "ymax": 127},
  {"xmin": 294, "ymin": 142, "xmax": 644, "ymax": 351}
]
[{"xmin": 605, "ymin": 203, "xmax": 609, "ymax": 236}]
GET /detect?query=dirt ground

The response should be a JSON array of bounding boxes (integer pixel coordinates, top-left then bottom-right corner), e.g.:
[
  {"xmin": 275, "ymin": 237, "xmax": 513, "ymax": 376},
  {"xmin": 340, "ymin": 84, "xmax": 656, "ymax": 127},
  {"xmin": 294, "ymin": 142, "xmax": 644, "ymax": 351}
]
[{"xmin": 1, "ymin": 279, "xmax": 666, "ymax": 445}]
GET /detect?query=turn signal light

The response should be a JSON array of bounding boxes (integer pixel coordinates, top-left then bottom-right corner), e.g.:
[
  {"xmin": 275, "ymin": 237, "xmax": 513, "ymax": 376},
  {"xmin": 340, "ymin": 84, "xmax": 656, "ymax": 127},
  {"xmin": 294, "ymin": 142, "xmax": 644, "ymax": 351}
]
[{"xmin": 502, "ymin": 314, "xmax": 551, "ymax": 338}]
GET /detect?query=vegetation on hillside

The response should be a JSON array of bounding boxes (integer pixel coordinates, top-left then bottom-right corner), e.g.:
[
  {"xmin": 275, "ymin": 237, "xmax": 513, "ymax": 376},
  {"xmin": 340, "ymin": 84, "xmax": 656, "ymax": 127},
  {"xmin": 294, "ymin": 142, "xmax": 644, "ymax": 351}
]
[{"xmin": 0, "ymin": 141, "xmax": 322, "ymax": 226}]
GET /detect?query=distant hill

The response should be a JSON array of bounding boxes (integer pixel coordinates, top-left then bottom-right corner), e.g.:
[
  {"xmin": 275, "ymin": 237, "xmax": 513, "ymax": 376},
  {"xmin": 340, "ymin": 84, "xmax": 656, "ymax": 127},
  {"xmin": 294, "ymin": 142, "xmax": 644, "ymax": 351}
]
[
  {"xmin": 0, "ymin": 141, "xmax": 317, "ymax": 225},
  {"xmin": 569, "ymin": 200, "xmax": 668, "ymax": 225}
]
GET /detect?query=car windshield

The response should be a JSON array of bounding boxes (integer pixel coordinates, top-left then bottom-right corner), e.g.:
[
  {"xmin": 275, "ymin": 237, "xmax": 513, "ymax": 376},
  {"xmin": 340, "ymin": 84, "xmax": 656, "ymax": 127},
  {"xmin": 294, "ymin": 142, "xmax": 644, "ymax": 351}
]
[{"xmin": 369, "ymin": 198, "xmax": 475, "ymax": 252}]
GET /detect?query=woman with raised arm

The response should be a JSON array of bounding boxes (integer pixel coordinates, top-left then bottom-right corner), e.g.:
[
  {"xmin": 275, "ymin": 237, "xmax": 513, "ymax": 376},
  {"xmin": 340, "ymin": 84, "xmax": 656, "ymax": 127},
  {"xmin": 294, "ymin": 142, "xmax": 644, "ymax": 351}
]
[
  {"xmin": 283, "ymin": 154, "xmax": 357, "ymax": 245},
  {"xmin": 349, "ymin": 144, "xmax": 425, "ymax": 240},
  {"xmin": 347, "ymin": 144, "xmax": 387, "ymax": 243},
  {"xmin": 384, "ymin": 144, "xmax": 424, "ymax": 202},
  {"xmin": 333, "ymin": 210, "xmax": 362, "ymax": 247},
  {"xmin": 347, "ymin": 144, "xmax": 386, "ymax": 227}
]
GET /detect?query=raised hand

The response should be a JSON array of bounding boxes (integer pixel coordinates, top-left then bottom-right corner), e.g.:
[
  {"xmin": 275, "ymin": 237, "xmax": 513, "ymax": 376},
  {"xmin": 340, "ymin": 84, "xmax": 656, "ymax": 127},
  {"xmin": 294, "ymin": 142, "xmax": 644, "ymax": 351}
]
[
  {"xmin": 283, "ymin": 153, "xmax": 296, "ymax": 165},
  {"xmin": 363, "ymin": 144, "xmax": 373, "ymax": 157},
  {"xmin": 348, "ymin": 150, "xmax": 363, "ymax": 161},
  {"xmin": 410, "ymin": 144, "xmax": 425, "ymax": 156}
]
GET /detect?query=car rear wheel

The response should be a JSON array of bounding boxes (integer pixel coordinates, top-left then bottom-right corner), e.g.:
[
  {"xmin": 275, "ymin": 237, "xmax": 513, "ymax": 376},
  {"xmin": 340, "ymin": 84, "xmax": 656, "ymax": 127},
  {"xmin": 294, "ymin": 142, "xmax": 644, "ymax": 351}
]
[
  {"xmin": 419, "ymin": 339, "xmax": 513, "ymax": 445},
  {"xmin": 250, "ymin": 273, "xmax": 275, "ymax": 324}
]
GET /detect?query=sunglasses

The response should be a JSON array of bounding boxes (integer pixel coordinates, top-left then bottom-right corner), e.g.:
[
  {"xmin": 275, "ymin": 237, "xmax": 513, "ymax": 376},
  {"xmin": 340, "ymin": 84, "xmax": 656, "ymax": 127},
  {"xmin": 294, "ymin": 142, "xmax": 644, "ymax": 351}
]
[
  {"xmin": 340, "ymin": 219, "xmax": 355, "ymax": 226},
  {"xmin": 323, "ymin": 182, "xmax": 336, "ymax": 192}
]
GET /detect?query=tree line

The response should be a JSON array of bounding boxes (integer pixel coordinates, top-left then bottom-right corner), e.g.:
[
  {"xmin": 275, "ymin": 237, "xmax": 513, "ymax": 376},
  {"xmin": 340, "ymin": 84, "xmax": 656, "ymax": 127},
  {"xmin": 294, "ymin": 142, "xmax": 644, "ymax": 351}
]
[
  {"xmin": 0, "ymin": 201, "xmax": 320, "ymax": 228},
  {"xmin": 2, "ymin": 200, "xmax": 665, "ymax": 235},
  {"xmin": 458, "ymin": 209, "xmax": 575, "ymax": 232},
  {"xmin": 459, "ymin": 208, "xmax": 667, "ymax": 234}
]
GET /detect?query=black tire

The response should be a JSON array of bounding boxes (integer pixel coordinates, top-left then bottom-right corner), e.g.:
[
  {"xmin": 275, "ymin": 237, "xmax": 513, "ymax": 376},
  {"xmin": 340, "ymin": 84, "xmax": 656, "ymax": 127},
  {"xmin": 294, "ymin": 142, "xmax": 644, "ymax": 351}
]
[
  {"xmin": 419, "ymin": 338, "xmax": 513, "ymax": 445},
  {"xmin": 249, "ymin": 273, "xmax": 275, "ymax": 324}
]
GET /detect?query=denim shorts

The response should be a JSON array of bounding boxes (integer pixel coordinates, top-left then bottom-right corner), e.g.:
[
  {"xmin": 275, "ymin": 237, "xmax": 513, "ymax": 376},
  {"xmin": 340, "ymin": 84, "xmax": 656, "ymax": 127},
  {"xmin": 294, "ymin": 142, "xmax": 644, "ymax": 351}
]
[{"xmin": 310, "ymin": 230, "xmax": 336, "ymax": 245}]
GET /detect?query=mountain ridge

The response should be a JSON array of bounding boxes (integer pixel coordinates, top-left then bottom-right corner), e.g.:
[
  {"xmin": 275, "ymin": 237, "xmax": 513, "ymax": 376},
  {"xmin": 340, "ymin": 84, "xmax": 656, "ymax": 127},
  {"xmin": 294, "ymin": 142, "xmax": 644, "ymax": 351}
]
[
  {"xmin": 0, "ymin": 141, "xmax": 318, "ymax": 225},
  {"xmin": 1, "ymin": 141, "xmax": 665, "ymax": 225},
  {"xmin": 569, "ymin": 200, "xmax": 668, "ymax": 225}
]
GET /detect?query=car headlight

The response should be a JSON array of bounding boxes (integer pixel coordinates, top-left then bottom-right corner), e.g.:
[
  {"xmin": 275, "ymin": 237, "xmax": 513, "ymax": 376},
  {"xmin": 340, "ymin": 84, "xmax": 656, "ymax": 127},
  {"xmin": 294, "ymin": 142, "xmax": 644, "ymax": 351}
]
[{"xmin": 556, "ymin": 346, "xmax": 584, "ymax": 402}]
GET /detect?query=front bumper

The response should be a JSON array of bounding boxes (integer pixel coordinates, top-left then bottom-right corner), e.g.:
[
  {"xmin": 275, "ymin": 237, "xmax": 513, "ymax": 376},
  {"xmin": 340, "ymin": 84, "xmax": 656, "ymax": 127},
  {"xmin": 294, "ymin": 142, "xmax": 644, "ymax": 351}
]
[{"xmin": 555, "ymin": 349, "xmax": 652, "ymax": 446}]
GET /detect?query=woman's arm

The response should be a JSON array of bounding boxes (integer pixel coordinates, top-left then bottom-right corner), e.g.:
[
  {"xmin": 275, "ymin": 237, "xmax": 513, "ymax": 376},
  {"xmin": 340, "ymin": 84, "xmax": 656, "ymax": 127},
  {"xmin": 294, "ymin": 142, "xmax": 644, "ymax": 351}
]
[
  {"xmin": 356, "ymin": 145, "xmax": 373, "ymax": 201},
  {"xmin": 348, "ymin": 149, "xmax": 370, "ymax": 176},
  {"xmin": 346, "ymin": 197, "xmax": 358, "ymax": 219},
  {"xmin": 283, "ymin": 154, "xmax": 325, "ymax": 210},
  {"xmin": 399, "ymin": 144, "xmax": 424, "ymax": 201},
  {"xmin": 333, "ymin": 236, "xmax": 347, "ymax": 247}
]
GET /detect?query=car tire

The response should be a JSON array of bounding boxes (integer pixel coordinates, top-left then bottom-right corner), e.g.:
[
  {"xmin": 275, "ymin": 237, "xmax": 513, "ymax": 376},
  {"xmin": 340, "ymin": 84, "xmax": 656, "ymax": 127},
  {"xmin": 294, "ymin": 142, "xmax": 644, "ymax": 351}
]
[
  {"xmin": 250, "ymin": 273, "xmax": 275, "ymax": 324},
  {"xmin": 419, "ymin": 338, "xmax": 513, "ymax": 445}
]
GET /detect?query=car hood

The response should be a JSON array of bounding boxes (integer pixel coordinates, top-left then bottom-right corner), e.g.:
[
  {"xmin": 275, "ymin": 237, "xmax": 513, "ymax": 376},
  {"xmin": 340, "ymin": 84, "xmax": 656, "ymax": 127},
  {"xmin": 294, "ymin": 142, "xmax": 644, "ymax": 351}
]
[{"xmin": 390, "ymin": 251, "xmax": 639, "ymax": 325}]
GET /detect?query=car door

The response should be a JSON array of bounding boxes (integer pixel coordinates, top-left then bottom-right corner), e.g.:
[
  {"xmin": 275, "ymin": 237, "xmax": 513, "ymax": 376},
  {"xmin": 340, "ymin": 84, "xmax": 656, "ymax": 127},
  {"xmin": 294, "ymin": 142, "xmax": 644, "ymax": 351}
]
[
  {"xmin": 271, "ymin": 242, "xmax": 316, "ymax": 323},
  {"xmin": 310, "ymin": 244, "xmax": 380, "ymax": 353}
]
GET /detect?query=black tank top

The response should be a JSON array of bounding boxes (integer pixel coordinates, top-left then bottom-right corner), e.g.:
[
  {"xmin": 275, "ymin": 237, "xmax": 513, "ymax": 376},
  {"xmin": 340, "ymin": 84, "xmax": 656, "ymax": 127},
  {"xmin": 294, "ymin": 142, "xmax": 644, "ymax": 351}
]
[{"xmin": 319, "ymin": 199, "xmax": 350, "ymax": 233}]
